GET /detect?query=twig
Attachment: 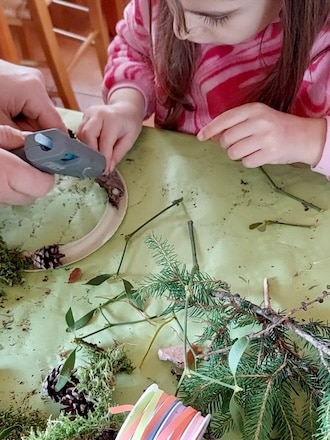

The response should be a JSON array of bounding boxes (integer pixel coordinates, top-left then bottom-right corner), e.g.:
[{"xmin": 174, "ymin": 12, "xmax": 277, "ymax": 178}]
[
  {"xmin": 188, "ymin": 220, "xmax": 199, "ymax": 271},
  {"xmin": 319, "ymin": 349, "xmax": 330, "ymax": 373},
  {"xmin": 177, "ymin": 221, "xmax": 202, "ymax": 391},
  {"xmin": 260, "ymin": 167, "xmax": 323, "ymax": 212},
  {"xmin": 78, "ymin": 312, "xmax": 169, "ymax": 340},
  {"xmin": 249, "ymin": 220, "xmax": 315, "ymax": 230},
  {"xmin": 263, "ymin": 278, "xmax": 271, "ymax": 310},
  {"xmin": 139, "ymin": 316, "xmax": 175, "ymax": 369},
  {"xmin": 212, "ymin": 290, "xmax": 330, "ymax": 357},
  {"xmin": 116, "ymin": 198, "xmax": 183, "ymax": 274}
]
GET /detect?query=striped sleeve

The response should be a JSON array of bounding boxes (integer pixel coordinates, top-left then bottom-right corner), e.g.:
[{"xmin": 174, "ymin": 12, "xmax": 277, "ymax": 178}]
[{"xmin": 102, "ymin": 0, "xmax": 156, "ymax": 118}]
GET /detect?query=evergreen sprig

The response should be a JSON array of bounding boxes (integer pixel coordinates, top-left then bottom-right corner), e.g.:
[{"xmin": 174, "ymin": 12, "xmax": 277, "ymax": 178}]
[{"xmin": 134, "ymin": 232, "xmax": 330, "ymax": 440}]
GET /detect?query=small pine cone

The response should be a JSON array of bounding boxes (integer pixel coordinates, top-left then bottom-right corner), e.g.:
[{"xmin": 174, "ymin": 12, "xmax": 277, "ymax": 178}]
[
  {"xmin": 42, "ymin": 365, "xmax": 62, "ymax": 402},
  {"xmin": 94, "ymin": 429, "xmax": 117, "ymax": 440},
  {"xmin": 42, "ymin": 365, "xmax": 94, "ymax": 417},
  {"xmin": 31, "ymin": 244, "xmax": 65, "ymax": 269}
]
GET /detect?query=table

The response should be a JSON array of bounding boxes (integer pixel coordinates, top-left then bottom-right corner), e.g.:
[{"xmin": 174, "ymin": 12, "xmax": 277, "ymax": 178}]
[{"xmin": 1, "ymin": 109, "xmax": 330, "ymax": 438}]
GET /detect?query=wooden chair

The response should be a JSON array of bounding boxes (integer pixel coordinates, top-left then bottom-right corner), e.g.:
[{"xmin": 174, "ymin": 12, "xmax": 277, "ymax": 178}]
[
  {"xmin": 102, "ymin": 0, "xmax": 125, "ymax": 40},
  {"xmin": 0, "ymin": 0, "xmax": 110, "ymax": 110},
  {"xmin": 0, "ymin": 4, "xmax": 20, "ymax": 63}
]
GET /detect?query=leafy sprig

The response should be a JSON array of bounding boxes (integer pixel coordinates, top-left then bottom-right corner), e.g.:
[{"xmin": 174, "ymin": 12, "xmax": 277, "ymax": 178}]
[{"xmin": 132, "ymin": 231, "xmax": 330, "ymax": 439}]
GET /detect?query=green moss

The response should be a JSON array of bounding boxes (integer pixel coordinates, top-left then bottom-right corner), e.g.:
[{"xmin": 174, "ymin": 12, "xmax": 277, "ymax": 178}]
[
  {"xmin": 20, "ymin": 342, "xmax": 133, "ymax": 440},
  {"xmin": 0, "ymin": 236, "xmax": 30, "ymax": 286},
  {"xmin": 0, "ymin": 408, "xmax": 47, "ymax": 440}
]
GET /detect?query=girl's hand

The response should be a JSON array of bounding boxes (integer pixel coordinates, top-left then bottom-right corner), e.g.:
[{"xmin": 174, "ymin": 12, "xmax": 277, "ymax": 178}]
[
  {"xmin": 0, "ymin": 126, "xmax": 54, "ymax": 207},
  {"xmin": 77, "ymin": 89, "xmax": 145, "ymax": 173},
  {"xmin": 197, "ymin": 103, "xmax": 326, "ymax": 168}
]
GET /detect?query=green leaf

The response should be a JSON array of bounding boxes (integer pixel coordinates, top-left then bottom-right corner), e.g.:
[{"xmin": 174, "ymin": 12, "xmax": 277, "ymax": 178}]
[
  {"xmin": 228, "ymin": 336, "xmax": 249, "ymax": 378},
  {"xmin": 249, "ymin": 222, "xmax": 263, "ymax": 230},
  {"xmin": 85, "ymin": 273, "xmax": 113, "ymax": 285},
  {"xmin": 258, "ymin": 222, "xmax": 267, "ymax": 232},
  {"xmin": 229, "ymin": 394, "xmax": 245, "ymax": 432},
  {"xmin": 73, "ymin": 309, "xmax": 95, "ymax": 330},
  {"xmin": 122, "ymin": 279, "xmax": 144, "ymax": 311},
  {"xmin": 55, "ymin": 348, "xmax": 76, "ymax": 392},
  {"xmin": 65, "ymin": 307, "xmax": 75, "ymax": 332},
  {"xmin": 249, "ymin": 222, "xmax": 268, "ymax": 232},
  {"xmin": 123, "ymin": 278, "xmax": 134, "ymax": 295},
  {"xmin": 0, "ymin": 426, "xmax": 20, "ymax": 439}
]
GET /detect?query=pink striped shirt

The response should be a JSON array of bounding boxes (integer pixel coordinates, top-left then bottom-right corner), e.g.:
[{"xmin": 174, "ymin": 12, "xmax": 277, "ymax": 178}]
[{"xmin": 103, "ymin": 0, "xmax": 330, "ymax": 176}]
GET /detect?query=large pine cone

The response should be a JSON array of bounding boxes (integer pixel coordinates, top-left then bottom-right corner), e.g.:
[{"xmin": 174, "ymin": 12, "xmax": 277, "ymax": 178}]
[{"xmin": 42, "ymin": 365, "xmax": 94, "ymax": 417}]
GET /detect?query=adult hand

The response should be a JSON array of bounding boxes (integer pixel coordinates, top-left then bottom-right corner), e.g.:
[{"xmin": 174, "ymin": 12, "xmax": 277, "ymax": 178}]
[
  {"xmin": 77, "ymin": 88, "xmax": 145, "ymax": 173},
  {"xmin": 0, "ymin": 60, "xmax": 67, "ymax": 132},
  {"xmin": 197, "ymin": 103, "xmax": 326, "ymax": 168},
  {"xmin": 0, "ymin": 125, "xmax": 54, "ymax": 207}
]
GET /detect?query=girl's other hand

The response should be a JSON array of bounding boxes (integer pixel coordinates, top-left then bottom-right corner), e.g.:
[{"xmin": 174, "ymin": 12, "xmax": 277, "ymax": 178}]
[
  {"xmin": 77, "ymin": 89, "xmax": 145, "ymax": 173},
  {"xmin": 197, "ymin": 103, "xmax": 326, "ymax": 168},
  {"xmin": 0, "ymin": 125, "xmax": 54, "ymax": 207}
]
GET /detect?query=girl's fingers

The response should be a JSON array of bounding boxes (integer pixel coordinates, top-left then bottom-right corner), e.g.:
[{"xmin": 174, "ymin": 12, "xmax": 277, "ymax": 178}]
[{"xmin": 197, "ymin": 105, "xmax": 251, "ymax": 141}]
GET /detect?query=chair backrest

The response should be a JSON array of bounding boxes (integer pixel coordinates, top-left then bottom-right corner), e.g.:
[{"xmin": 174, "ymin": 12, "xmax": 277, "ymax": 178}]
[
  {"xmin": 0, "ymin": 3, "xmax": 20, "ymax": 63},
  {"xmin": 0, "ymin": 0, "xmax": 110, "ymax": 110},
  {"xmin": 50, "ymin": 0, "xmax": 109, "ymax": 73}
]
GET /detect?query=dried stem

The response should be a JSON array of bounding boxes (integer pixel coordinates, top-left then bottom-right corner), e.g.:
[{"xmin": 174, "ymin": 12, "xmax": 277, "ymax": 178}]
[
  {"xmin": 116, "ymin": 197, "xmax": 183, "ymax": 274},
  {"xmin": 263, "ymin": 278, "xmax": 271, "ymax": 310},
  {"xmin": 260, "ymin": 166, "xmax": 323, "ymax": 212},
  {"xmin": 188, "ymin": 220, "xmax": 199, "ymax": 271}
]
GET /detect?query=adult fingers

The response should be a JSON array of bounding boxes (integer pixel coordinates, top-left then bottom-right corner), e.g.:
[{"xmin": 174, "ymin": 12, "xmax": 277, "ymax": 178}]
[
  {"xmin": 0, "ymin": 125, "xmax": 25, "ymax": 150},
  {"xmin": 5, "ymin": 153, "xmax": 55, "ymax": 200},
  {"xmin": 10, "ymin": 163, "xmax": 55, "ymax": 198}
]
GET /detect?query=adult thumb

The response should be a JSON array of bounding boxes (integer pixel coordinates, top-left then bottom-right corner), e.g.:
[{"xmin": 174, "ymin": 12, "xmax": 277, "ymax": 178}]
[{"xmin": 0, "ymin": 125, "xmax": 26, "ymax": 151}]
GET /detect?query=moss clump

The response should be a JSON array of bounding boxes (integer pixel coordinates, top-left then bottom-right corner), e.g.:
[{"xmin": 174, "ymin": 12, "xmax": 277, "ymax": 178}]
[
  {"xmin": 0, "ymin": 408, "xmax": 47, "ymax": 439},
  {"xmin": 0, "ymin": 236, "xmax": 30, "ymax": 286},
  {"xmin": 23, "ymin": 342, "xmax": 134, "ymax": 440}
]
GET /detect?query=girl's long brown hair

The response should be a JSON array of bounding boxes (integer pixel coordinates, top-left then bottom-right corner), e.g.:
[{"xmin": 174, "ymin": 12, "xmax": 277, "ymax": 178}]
[{"xmin": 152, "ymin": 0, "xmax": 330, "ymax": 130}]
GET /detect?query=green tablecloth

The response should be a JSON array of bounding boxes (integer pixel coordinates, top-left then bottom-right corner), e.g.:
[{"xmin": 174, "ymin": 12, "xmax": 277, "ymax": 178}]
[{"xmin": 1, "ymin": 109, "xmax": 330, "ymax": 435}]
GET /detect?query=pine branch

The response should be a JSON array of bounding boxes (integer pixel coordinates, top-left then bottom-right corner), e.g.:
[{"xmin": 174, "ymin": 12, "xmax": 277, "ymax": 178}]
[
  {"xmin": 316, "ymin": 369, "xmax": 330, "ymax": 439},
  {"xmin": 134, "ymin": 232, "xmax": 330, "ymax": 439},
  {"xmin": 211, "ymin": 290, "xmax": 330, "ymax": 360}
]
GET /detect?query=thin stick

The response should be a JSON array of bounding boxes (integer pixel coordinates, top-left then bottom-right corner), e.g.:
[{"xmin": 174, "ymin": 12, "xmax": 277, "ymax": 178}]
[
  {"xmin": 116, "ymin": 198, "xmax": 184, "ymax": 274},
  {"xmin": 188, "ymin": 220, "xmax": 199, "ymax": 271},
  {"xmin": 260, "ymin": 167, "xmax": 322, "ymax": 212},
  {"xmin": 263, "ymin": 278, "xmax": 271, "ymax": 310}
]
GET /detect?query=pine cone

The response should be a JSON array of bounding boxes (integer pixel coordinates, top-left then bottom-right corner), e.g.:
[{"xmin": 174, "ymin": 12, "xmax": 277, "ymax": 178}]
[
  {"xmin": 95, "ymin": 170, "xmax": 125, "ymax": 209},
  {"xmin": 42, "ymin": 365, "xmax": 94, "ymax": 417},
  {"xmin": 31, "ymin": 244, "xmax": 65, "ymax": 269},
  {"xmin": 94, "ymin": 429, "xmax": 117, "ymax": 440}
]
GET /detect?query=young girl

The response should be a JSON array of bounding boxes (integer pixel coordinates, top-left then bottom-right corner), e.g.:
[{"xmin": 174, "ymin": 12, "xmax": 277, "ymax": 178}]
[{"xmin": 77, "ymin": 0, "xmax": 330, "ymax": 176}]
